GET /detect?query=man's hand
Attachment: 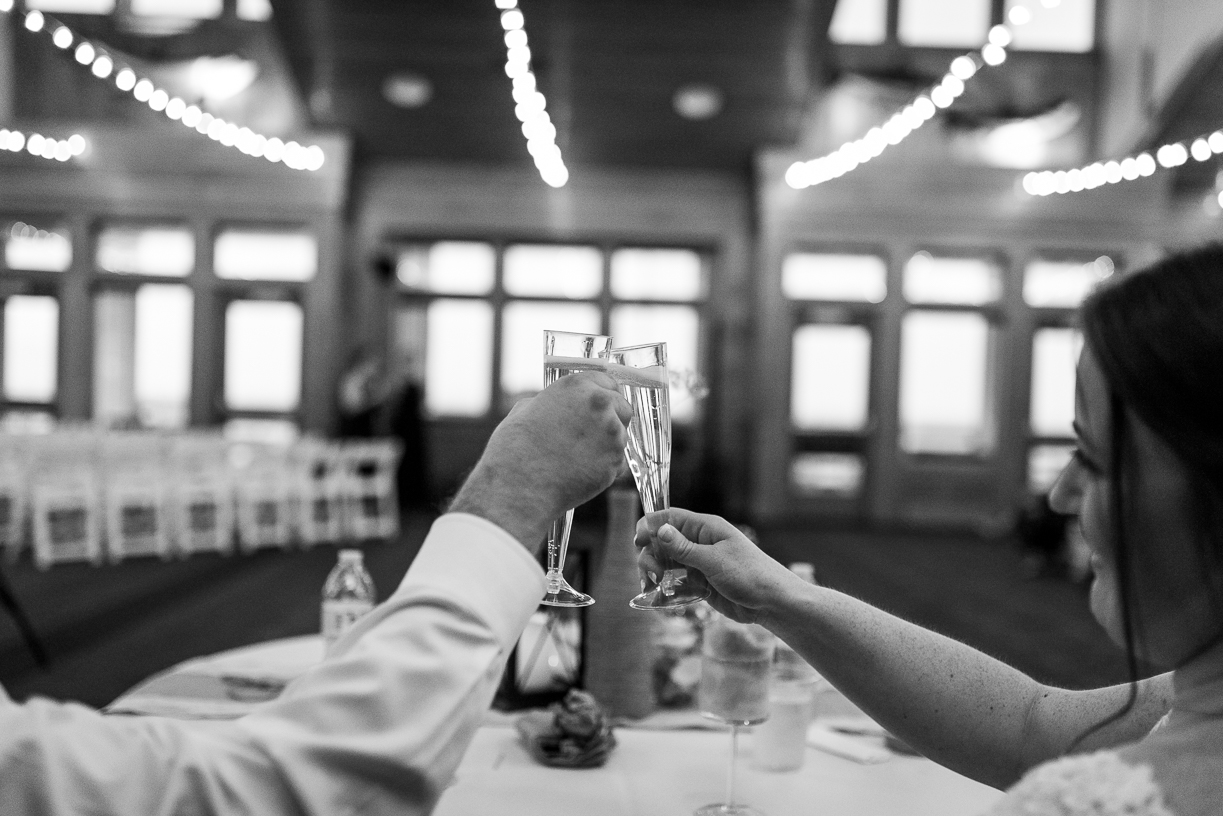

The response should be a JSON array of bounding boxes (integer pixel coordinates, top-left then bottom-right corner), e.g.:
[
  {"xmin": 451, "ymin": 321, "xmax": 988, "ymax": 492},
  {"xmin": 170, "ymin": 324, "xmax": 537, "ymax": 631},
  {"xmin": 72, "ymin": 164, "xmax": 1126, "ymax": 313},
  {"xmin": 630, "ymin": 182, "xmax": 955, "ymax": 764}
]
[
  {"xmin": 635, "ymin": 508, "xmax": 797, "ymax": 625},
  {"xmin": 451, "ymin": 372, "xmax": 632, "ymax": 551}
]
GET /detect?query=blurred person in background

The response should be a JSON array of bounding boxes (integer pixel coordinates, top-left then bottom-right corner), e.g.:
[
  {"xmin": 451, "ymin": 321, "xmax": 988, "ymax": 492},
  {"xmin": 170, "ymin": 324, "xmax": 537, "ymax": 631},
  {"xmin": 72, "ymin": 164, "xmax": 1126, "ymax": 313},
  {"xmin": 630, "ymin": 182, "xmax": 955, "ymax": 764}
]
[
  {"xmin": 0, "ymin": 371, "xmax": 631, "ymax": 816},
  {"xmin": 639, "ymin": 243, "xmax": 1223, "ymax": 816}
]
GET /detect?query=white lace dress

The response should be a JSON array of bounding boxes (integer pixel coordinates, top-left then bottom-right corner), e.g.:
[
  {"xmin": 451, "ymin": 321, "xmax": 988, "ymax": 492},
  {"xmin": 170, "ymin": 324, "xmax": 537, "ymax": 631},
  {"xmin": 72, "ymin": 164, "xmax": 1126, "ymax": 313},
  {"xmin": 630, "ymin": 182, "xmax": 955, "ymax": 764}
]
[{"xmin": 985, "ymin": 751, "xmax": 1175, "ymax": 816}]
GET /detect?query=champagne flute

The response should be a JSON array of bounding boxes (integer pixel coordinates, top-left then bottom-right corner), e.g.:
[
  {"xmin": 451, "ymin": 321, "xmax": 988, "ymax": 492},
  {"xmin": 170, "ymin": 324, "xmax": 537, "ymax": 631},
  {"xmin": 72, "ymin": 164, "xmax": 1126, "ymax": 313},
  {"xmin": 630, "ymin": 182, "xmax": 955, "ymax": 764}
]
[
  {"xmin": 696, "ymin": 613, "xmax": 775, "ymax": 816},
  {"xmin": 541, "ymin": 330, "xmax": 613, "ymax": 607},
  {"xmin": 608, "ymin": 342, "xmax": 710, "ymax": 610}
]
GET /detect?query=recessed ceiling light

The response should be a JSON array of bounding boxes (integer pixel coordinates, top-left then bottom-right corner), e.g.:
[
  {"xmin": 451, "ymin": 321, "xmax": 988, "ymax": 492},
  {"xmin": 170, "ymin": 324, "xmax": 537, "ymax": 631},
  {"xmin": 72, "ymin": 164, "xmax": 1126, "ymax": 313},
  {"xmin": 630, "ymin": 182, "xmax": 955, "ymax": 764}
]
[
  {"xmin": 672, "ymin": 84, "xmax": 723, "ymax": 121},
  {"xmin": 383, "ymin": 73, "xmax": 433, "ymax": 109}
]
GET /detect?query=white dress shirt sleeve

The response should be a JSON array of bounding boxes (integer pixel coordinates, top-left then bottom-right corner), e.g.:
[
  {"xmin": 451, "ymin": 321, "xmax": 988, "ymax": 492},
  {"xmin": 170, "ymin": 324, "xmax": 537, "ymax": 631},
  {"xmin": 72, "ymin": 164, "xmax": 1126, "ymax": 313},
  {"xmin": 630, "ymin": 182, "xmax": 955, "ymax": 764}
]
[{"xmin": 0, "ymin": 512, "xmax": 547, "ymax": 816}]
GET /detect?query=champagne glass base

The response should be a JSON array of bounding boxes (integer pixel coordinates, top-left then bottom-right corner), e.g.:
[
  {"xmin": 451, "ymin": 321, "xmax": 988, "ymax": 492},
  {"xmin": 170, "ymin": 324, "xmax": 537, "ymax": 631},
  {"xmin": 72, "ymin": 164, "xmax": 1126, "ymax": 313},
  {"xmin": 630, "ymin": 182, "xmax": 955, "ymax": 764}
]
[
  {"xmin": 629, "ymin": 576, "xmax": 709, "ymax": 610},
  {"xmin": 694, "ymin": 805, "xmax": 766, "ymax": 816},
  {"xmin": 541, "ymin": 580, "xmax": 595, "ymax": 607}
]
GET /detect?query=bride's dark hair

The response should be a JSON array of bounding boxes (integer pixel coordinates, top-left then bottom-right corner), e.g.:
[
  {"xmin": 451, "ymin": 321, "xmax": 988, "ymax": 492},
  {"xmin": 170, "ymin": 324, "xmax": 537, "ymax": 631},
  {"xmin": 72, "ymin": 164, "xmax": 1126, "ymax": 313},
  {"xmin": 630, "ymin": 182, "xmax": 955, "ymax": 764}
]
[{"xmin": 1069, "ymin": 242, "xmax": 1223, "ymax": 748}]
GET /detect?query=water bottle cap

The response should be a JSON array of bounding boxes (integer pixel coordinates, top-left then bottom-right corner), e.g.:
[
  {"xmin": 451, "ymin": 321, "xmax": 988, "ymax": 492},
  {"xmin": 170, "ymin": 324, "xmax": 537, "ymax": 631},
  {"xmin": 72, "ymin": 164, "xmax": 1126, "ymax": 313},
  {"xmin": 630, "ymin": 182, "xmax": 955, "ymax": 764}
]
[{"xmin": 339, "ymin": 549, "xmax": 363, "ymax": 563}]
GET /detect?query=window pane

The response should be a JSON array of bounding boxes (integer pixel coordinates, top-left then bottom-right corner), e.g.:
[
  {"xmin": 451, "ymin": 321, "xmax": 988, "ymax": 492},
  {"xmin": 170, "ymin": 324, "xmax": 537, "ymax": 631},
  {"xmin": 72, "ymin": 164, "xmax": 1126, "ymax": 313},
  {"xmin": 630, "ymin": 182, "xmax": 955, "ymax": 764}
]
[
  {"xmin": 1007, "ymin": 0, "xmax": 1094, "ymax": 52},
  {"xmin": 830, "ymin": 0, "xmax": 888, "ymax": 44},
  {"xmin": 425, "ymin": 299, "xmax": 494, "ymax": 417},
  {"xmin": 503, "ymin": 244, "xmax": 602, "ymax": 298},
  {"xmin": 4, "ymin": 221, "xmax": 71, "ymax": 272},
  {"xmin": 97, "ymin": 226, "xmax": 194, "ymax": 277},
  {"xmin": 93, "ymin": 291, "xmax": 136, "ymax": 425},
  {"xmin": 791, "ymin": 452, "xmax": 865, "ymax": 497},
  {"xmin": 391, "ymin": 304, "xmax": 427, "ymax": 384},
  {"xmin": 132, "ymin": 0, "xmax": 222, "ymax": 17},
  {"xmin": 1029, "ymin": 444, "xmax": 1074, "ymax": 494},
  {"xmin": 790, "ymin": 324, "xmax": 871, "ymax": 431},
  {"xmin": 899, "ymin": 311, "xmax": 995, "ymax": 454},
  {"xmin": 501, "ymin": 301, "xmax": 601, "ymax": 398},
  {"xmin": 135, "ymin": 285, "xmax": 193, "ymax": 428},
  {"xmin": 26, "ymin": 0, "xmax": 114, "ymax": 11},
  {"xmin": 899, "ymin": 0, "xmax": 991, "ymax": 46},
  {"xmin": 396, "ymin": 241, "xmax": 495, "ymax": 294},
  {"xmin": 1030, "ymin": 327, "xmax": 1081, "ymax": 437},
  {"xmin": 783, "ymin": 253, "xmax": 887, "ymax": 302},
  {"xmin": 4, "ymin": 296, "xmax": 58, "ymax": 403},
  {"xmin": 1023, "ymin": 257, "xmax": 1113, "ymax": 307},
  {"xmin": 237, "ymin": 0, "xmax": 272, "ymax": 20},
  {"xmin": 224, "ymin": 301, "xmax": 302, "ymax": 412},
  {"xmin": 610, "ymin": 248, "xmax": 703, "ymax": 301},
  {"xmin": 611, "ymin": 305, "xmax": 701, "ymax": 422},
  {"xmin": 215, "ymin": 230, "xmax": 317, "ymax": 282},
  {"xmin": 904, "ymin": 253, "xmax": 1002, "ymax": 305}
]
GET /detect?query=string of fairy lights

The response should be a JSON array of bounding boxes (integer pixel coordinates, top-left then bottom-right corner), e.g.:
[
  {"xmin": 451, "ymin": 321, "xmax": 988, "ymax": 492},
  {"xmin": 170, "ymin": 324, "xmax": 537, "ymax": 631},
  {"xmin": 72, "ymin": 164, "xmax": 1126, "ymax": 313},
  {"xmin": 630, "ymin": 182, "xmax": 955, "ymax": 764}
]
[
  {"xmin": 1, "ymin": 3, "xmax": 325, "ymax": 171},
  {"xmin": 786, "ymin": 25, "xmax": 1014, "ymax": 190},
  {"xmin": 495, "ymin": 0, "xmax": 569, "ymax": 188}
]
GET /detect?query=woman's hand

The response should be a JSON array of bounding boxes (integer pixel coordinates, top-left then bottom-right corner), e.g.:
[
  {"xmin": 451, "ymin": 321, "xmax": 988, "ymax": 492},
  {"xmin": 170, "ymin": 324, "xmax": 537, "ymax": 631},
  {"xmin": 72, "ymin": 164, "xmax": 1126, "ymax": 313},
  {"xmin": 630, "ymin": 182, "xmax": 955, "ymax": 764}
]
[{"xmin": 635, "ymin": 508, "xmax": 796, "ymax": 625}]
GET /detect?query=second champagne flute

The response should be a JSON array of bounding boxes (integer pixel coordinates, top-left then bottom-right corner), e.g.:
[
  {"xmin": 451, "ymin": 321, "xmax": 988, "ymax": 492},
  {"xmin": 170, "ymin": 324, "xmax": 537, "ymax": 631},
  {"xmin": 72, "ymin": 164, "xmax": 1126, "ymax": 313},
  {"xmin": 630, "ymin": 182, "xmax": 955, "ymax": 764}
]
[
  {"xmin": 541, "ymin": 329, "xmax": 613, "ymax": 607},
  {"xmin": 608, "ymin": 342, "xmax": 710, "ymax": 610}
]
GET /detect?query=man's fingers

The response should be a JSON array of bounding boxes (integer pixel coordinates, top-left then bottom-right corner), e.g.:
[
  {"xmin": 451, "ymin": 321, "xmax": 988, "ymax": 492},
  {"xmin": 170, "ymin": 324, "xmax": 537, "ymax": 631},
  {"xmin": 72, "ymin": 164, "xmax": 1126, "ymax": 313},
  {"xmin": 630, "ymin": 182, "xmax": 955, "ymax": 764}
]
[{"xmin": 654, "ymin": 523, "xmax": 712, "ymax": 572}]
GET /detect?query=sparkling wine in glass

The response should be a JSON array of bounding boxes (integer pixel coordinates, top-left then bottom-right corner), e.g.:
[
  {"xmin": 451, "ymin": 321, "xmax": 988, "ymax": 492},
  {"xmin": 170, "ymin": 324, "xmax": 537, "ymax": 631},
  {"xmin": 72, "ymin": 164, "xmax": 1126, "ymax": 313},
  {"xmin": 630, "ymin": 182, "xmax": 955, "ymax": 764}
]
[
  {"xmin": 541, "ymin": 330, "xmax": 613, "ymax": 607},
  {"xmin": 608, "ymin": 342, "xmax": 710, "ymax": 610},
  {"xmin": 696, "ymin": 614, "xmax": 775, "ymax": 816}
]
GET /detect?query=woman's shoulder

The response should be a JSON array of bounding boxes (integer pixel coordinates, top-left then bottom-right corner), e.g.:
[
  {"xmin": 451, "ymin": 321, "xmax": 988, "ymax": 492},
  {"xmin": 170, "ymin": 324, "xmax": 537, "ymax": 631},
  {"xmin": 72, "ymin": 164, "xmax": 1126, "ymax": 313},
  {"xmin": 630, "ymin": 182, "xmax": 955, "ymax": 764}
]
[{"xmin": 983, "ymin": 750, "xmax": 1175, "ymax": 816}]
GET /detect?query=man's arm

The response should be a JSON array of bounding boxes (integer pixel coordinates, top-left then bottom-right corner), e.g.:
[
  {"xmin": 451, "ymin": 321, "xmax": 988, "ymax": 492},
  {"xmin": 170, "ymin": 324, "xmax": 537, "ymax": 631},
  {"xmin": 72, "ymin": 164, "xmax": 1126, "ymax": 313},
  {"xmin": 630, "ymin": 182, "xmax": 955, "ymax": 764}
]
[
  {"xmin": 638, "ymin": 510, "xmax": 1173, "ymax": 790},
  {"xmin": 0, "ymin": 372, "xmax": 631, "ymax": 816}
]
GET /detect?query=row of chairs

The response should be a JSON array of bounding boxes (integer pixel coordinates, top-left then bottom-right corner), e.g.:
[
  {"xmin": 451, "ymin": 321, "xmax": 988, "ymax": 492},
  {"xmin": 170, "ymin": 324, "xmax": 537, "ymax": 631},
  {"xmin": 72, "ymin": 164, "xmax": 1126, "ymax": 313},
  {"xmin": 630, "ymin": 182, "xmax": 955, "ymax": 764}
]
[{"xmin": 0, "ymin": 430, "xmax": 403, "ymax": 570}]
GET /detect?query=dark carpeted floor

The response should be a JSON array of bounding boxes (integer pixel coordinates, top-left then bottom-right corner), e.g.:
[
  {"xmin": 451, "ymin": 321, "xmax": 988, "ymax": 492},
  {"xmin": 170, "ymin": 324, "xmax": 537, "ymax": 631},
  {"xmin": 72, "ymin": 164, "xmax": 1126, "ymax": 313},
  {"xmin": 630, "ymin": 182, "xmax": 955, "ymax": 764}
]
[{"xmin": 0, "ymin": 511, "xmax": 1135, "ymax": 710}]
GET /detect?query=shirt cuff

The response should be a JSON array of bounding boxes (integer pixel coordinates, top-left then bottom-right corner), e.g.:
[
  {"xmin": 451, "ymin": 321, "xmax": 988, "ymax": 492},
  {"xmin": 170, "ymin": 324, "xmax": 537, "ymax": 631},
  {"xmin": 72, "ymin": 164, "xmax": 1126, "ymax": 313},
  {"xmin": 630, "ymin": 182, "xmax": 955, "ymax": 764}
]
[{"xmin": 392, "ymin": 512, "xmax": 547, "ymax": 648}]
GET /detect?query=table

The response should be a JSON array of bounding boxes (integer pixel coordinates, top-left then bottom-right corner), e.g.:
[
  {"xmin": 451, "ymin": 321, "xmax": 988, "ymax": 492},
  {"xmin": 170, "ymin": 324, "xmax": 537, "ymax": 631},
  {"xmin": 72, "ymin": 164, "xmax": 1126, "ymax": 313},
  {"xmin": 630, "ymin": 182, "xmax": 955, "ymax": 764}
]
[{"xmin": 109, "ymin": 636, "xmax": 1003, "ymax": 816}]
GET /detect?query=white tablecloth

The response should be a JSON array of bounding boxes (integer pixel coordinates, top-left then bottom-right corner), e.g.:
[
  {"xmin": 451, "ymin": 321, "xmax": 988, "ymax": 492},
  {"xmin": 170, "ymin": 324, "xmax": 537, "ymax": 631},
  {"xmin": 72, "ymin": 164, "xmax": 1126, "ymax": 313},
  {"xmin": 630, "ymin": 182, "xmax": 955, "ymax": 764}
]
[
  {"xmin": 108, "ymin": 636, "xmax": 1003, "ymax": 816},
  {"xmin": 436, "ymin": 723, "xmax": 1001, "ymax": 816}
]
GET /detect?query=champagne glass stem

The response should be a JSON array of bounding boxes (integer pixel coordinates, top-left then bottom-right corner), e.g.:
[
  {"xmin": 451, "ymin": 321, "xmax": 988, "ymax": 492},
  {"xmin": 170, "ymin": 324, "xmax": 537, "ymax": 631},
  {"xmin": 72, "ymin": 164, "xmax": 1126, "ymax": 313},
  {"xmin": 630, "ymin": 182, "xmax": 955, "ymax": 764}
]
[
  {"xmin": 545, "ymin": 509, "xmax": 574, "ymax": 594},
  {"xmin": 726, "ymin": 724, "xmax": 740, "ymax": 809}
]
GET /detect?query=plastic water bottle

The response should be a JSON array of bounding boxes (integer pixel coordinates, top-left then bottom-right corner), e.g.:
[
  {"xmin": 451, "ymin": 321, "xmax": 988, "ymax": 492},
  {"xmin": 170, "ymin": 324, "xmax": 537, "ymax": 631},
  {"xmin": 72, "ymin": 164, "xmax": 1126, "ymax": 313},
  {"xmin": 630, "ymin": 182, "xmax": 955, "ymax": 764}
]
[{"xmin": 321, "ymin": 549, "xmax": 376, "ymax": 656}]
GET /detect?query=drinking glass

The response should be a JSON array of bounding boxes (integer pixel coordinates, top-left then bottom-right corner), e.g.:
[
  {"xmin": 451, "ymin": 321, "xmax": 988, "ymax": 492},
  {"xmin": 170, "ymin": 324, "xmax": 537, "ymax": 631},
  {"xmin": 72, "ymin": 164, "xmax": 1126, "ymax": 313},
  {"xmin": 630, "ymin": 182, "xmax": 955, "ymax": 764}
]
[
  {"xmin": 696, "ymin": 613, "xmax": 776, "ymax": 816},
  {"xmin": 608, "ymin": 342, "xmax": 710, "ymax": 610},
  {"xmin": 541, "ymin": 330, "xmax": 613, "ymax": 607}
]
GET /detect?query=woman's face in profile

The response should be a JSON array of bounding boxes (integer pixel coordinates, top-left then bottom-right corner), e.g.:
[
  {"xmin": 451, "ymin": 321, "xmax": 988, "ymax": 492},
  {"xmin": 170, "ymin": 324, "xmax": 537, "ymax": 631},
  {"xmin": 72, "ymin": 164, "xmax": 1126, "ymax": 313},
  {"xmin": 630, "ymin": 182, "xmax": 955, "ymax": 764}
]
[{"xmin": 1049, "ymin": 347, "xmax": 1223, "ymax": 668}]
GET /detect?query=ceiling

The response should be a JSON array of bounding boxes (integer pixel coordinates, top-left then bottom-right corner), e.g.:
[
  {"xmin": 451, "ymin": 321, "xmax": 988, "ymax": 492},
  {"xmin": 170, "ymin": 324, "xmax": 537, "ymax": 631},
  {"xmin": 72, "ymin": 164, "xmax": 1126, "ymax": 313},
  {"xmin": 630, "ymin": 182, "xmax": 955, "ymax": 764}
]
[
  {"xmin": 267, "ymin": 0, "xmax": 838, "ymax": 171},
  {"xmin": 8, "ymin": 0, "xmax": 1223, "ymax": 194}
]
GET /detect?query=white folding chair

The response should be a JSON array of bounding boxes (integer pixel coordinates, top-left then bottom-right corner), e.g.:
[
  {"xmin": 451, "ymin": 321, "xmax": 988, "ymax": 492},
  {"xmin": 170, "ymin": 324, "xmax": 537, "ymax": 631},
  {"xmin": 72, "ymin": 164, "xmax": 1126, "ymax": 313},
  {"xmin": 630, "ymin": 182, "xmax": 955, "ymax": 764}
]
[
  {"xmin": 340, "ymin": 439, "xmax": 403, "ymax": 542},
  {"xmin": 169, "ymin": 434, "xmax": 235, "ymax": 557},
  {"xmin": 230, "ymin": 440, "xmax": 294, "ymax": 553},
  {"xmin": 100, "ymin": 432, "xmax": 172, "ymax": 563},
  {"xmin": 28, "ymin": 430, "xmax": 103, "ymax": 569},
  {"xmin": 293, "ymin": 436, "xmax": 345, "ymax": 547}
]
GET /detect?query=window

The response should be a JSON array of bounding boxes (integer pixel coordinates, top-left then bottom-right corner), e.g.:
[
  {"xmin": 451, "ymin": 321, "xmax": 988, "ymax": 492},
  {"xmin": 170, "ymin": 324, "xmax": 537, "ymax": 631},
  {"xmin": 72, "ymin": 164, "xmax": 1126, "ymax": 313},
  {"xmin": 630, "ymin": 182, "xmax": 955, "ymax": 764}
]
[
  {"xmin": 424, "ymin": 300, "xmax": 494, "ymax": 417},
  {"xmin": 132, "ymin": 0, "xmax": 222, "ymax": 17},
  {"xmin": 503, "ymin": 244, "xmax": 602, "ymax": 299},
  {"xmin": 1006, "ymin": 0, "xmax": 1094, "ymax": 52},
  {"xmin": 611, "ymin": 305, "xmax": 700, "ymax": 422},
  {"xmin": 1030, "ymin": 327, "xmax": 1080, "ymax": 438},
  {"xmin": 397, "ymin": 241, "xmax": 495, "ymax": 295},
  {"xmin": 830, "ymin": 0, "xmax": 888, "ymax": 45},
  {"xmin": 4, "ymin": 221, "xmax": 72, "ymax": 272},
  {"xmin": 791, "ymin": 452, "xmax": 865, "ymax": 497},
  {"xmin": 904, "ymin": 252, "xmax": 1001, "ymax": 305},
  {"xmin": 783, "ymin": 252, "xmax": 887, "ymax": 303},
  {"xmin": 214, "ymin": 230, "xmax": 317, "ymax": 282},
  {"xmin": 93, "ymin": 285, "xmax": 194, "ymax": 428},
  {"xmin": 898, "ymin": 0, "xmax": 991, "ymax": 47},
  {"xmin": 790, "ymin": 324, "xmax": 872, "ymax": 431},
  {"xmin": 501, "ymin": 301, "xmax": 601, "ymax": 399},
  {"xmin": 1029, "ymin": 444, "xmax": 1074, "ymax": 494},
  {"xmin": 899, "ymin": 311, "xmax": 996, "ymax": 454},
  {"xmin": 610, "ymin": 248, "xmax": 704, "ymax": 301},
  {"xmin": 394, "ymin": 240, "xmax": 707, "ymax": 421},
  {"xmin": 4, "ymin": 296, "xmax": 58, "ymax": 404},
  {"xmin": 96, "ymin": 225, "xmax": 194, "ymax": 277},
  {"xmin": 26, "ymin": 0, "xmax": 115, "ymax": 11},
  {"xmin": 224, "ymin": 300, "xmax": 303, "ymax": 413},
  {"xmin": 1023, "ymin": 256, "xmax": 1113, "ymax": 308}
]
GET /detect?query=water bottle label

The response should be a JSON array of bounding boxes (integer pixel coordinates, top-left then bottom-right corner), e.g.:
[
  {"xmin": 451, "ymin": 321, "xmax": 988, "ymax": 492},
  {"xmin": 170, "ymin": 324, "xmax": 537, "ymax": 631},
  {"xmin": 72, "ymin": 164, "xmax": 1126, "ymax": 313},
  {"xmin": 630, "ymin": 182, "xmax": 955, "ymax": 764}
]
[{"xmin": 322, "ymin": 599, "xmax": 374, "ymax": 641}]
